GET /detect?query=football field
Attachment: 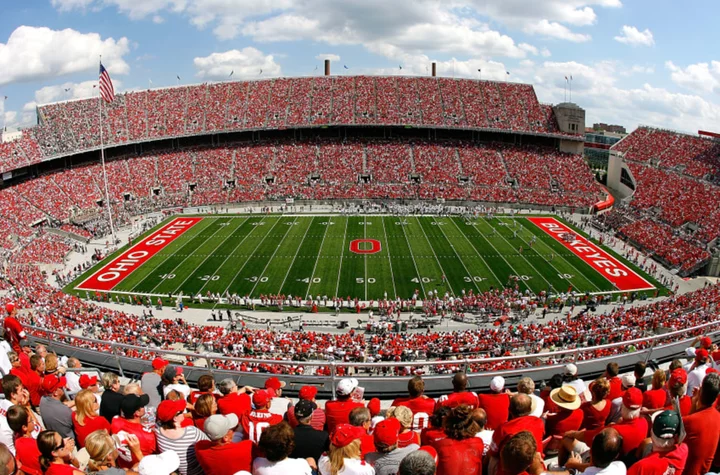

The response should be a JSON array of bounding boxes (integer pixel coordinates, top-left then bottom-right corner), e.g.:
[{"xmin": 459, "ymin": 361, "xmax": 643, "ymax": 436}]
[{"xmin": 73, "ymin": 215, "xmax": 660, "ymax": 301}]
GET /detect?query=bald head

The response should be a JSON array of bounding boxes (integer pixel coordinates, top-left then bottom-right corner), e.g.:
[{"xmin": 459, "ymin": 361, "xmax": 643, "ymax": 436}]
[
  {"xmin": 591, "ymin": 428, "xmax": 623, "ymax": 469},
  {"xmin": 452, "ymin": 373, "xmax": 468, "ymax": 391},
  {"xmin": 471, "ymin": 408, "xmax": 487, "ymax": 430},
  {"xmin": 510, "ymin": 394, "xmax": 532, "ymax": 418}
]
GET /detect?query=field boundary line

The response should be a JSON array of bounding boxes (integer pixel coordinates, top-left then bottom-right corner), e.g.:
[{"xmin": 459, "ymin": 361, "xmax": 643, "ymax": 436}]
[
  {"xmin": 247, "ymin": 217, "xmax": 298, "ymax": 296},
  {"xmin": 334, "ymin": 218, "xmax": 350, "ymax": 299},
  {"xmin": 380, "ymin": 216, "xmax": 398, "ymax": 299},
  {"xmin": 167, "ymin": 218, "xmax": 250, "ymax": 296},
  {"xmin": 447, "ymin": 217, "xmax": 504, "ymax": 289},
  {"xmin": 277, "ymin": 217, "xmax": 315, "ymax": 295}
]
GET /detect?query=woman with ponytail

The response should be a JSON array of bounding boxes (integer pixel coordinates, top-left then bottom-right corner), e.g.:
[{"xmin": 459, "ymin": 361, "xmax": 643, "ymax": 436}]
[
  {"xmin": 85, "ymin": 429, "xmax": 142, "ymax": 474},
  {"xmin": 37, "ymin": 430, "xmax": 84, "ymax": 475},
  {"xmin": 430, "ymin": 404, "xmax": 484, "ymax": 475}
]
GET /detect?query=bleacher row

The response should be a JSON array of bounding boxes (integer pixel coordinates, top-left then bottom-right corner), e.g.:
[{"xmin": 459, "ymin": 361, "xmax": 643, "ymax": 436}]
[
  {"xmin": 604, "ymin": 127, "xmax": 720, "ymax": 273},
  {"xmin": 0, "ymin": 138, "xmax": 604, "ymax": 259},
  {"xmin": 0, "ymin": 76, "xmax": 575, "ymax": 175}
]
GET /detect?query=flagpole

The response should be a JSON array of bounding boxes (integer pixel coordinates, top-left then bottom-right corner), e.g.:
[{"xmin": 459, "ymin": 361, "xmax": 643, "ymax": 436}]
[
  {"xmin": 98, "ymin": 56, "xmax": 117, "ymax": 245},
  {"xmin": 569, "ymin": 76, "xmax": 573, "ymax": 103}
]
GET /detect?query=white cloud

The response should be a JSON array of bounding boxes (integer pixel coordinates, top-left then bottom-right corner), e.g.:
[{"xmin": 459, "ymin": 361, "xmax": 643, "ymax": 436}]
[
  {"xmin": 0, "ymin": 26, "xmax": 131, "ymax": 87},
  {"xmin": 193, "ymin": 47, "xmax": 281, "ymax": 80},
  {"xmin": 315, "ymin": 54, "xmax": 340, "ymax": 62},
  {"xmin": 33, "ymin": 80, "xmax": 124, "ymax": 105},
  {"xmin": 666, "ymin": 61, "xmax": 720, "ymax": 94},
  {"xmin": 614, "ymin": 25, "xmax": 654, "ymax": 46},
  {"xmin": 152, "ymin": 15, "xmax": 165, "ymax": 24},
  {"xmin": 523, "ymin": 20, "xmax": 591, "ymax": 42},
  {"xmin": 541, "ymin": 48, "xmax": 552, "ymax": 57}
]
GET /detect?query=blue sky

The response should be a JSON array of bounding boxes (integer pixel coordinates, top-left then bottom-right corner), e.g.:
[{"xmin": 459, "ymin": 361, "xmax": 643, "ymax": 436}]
[{"xmin": 1, "ymin": 0, "xmax": 719, "ymax": 134}]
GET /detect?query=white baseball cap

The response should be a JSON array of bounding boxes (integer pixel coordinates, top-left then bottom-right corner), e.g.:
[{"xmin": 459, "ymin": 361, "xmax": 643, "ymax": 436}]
[
  {"xmin": 337, "ymin": 378, "xmax": 359, "ymax": 396},
  {"xmin": 138, "ymin": 452, "xmax": 180, "ymax": 475},
  {"xmin": 490, "ymin": 376, "xmax": 505, "ymax": 392},
  {"xmin": 565, "ymin": 364, "xmax": 578, "ymax": 376},
  {"xmin": 621, "ymin": 374, "xmax": 637, "ymax": 388}
]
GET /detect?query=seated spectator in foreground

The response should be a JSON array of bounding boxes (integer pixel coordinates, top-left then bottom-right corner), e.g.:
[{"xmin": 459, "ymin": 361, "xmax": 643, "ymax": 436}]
[
  {"xmin": 252, "ymin": 421, "xmax": 313, "ymax": 474},
  {"xmin": 0, "ymin": 374, "xmax": 37, "ymax": 454},
  {"xmin": 683, "ymin": 372, "xmax": 720, "ymax": 475},
  {"xmin": 40, "ymin": 375, "xmax": 74, "ymax": 440},
  {"xmin": 79, "ymin": 374, "xmax": 102, "ymax": 405},
  {"xmin": 642, "ymin": 370, "xmax": 668, "ymax": 411},
  {"xmin": 155, "ymin": 399, "xmax": 208, "ymax": 475},
  {"xmin": 398, "ymin": 448, "xmax": 436, "ymax": 475},
  {"xmin": 545, "ymin": 385, "xmax": 584, "ymax": 440},
  {"xmin": 216, "ymin": 378, "xmax": 253, "ymax": 420},
  {"xmin": 430, "ymin": 405, "xmax": 484, "ymax": 475},
  {"xmin": 634, "ymin": 362, "xmax": 648, "ymax": 393},
  {"xmin": 37, "ymin": 430, "xmax": 84, "ymax": 475},
  {"xmin": 63, "ymin": 358, "xmax": 82, "ymax": 394},
  {"xmin": 559, "ymin": 378, "xmax": 610, "ymax": 466},
  {"xmin": 565, "ymin": 428, "xmax": 625, "ymax": 475},
  {"xmin": 607, "ymin": 375, "xmax": 637, "ymax": 424},
  {"xmin": 326, "ymin": 378, "xmax": 366, "ymax": 434},
  {"xmin": 72, "ymin": 389, "xmax": 111, "ymax": 448},
  {"xmin": 477, "ymin": 376, "xmax": 511, "ymax": 431},
  {"xmin": 111, "ymin": 394, "xmax": 156, "ymax": 468},
  {"xmin": 540, "ymin": 374, "xmax": 563, "ymax": 414},
  {"xmin": 685, "ymin": 349, "xmax": 710, "ymax": 396},
  {"xmin": 349, "ymin": 407, "xmax": 377, "ymax": 457},
  {"xmin": 472, "ymin": 408, "xmax": 493, "ymax": 456},
  {"xmin": 366, "ymin": 418, "xmax": 419, "ymax": 475},
  {"xmin": 663, "ymin": 369, "xmax": 690, "ymax": 416},
  {"xmin": 141, "ymin": 357, "xmax": 169, "ymax": 410},
  {"xmin": 437, "ymin": 373, "xmax": 478, "ymax": 411},
  {"xmin": 26, "ymin": 355, "xmax": 44, "ymax": 408},
  {"xmin": 488, "ymin": 394, "xmax": 544, "ymax": 475},
  {"xmin": 391, "ymin": 376, "xmax": 436, "ymax": 430},
  {"xmin": 517, "ymin": 377, "xmax": 544, "ymax": 418},
  {"xmin": 318, "ymin": 424, "xmax": 375, "ymax": 475},
  {"xmin": 605, "ymin": 363, "xmax": 623, "ymax": 401},
  {"xmin": 189, "ymin": 374, "xmax": 217, "ymax": 404},
  {"xmin": 386, "ymin": 406, "xmax": 419, "ymax": 448},
  {"xmin": 162, "ymin": 366, "xmax": 190, "ymax": 400},
  {"xmin": 289, "ymin": 399, "xmax": 329, "ymax": 465},
  {"xmin": 192, "ymin": 393, "xmax": 217, "ymax": 432},
  {"xmin": 240, "ymin": 390, "xmax": 282, "ymax": 444},
  {"xmin": 195, "ymin": 414, "xmax": 254, "ymax": 475},
  {"xmin": 609, "ymin": 388, "xmax": 648, "ymax": 465},
  {"xmin": 100, "ymin": 372, "xmax": 124, "ymax": 423},
  {"xmin": 265, "ymin": 377, "xmax": 292, "ymax": 417},
  {"xmin": 629, "ymin": 410, "xmax": 687, "ymax": 475},
  {"xmin": 564, "ymin": 364, "xmax": 588, "ymax": 397},
  {"xmin": 85, "ymin": 428, "xmax": 145, "ymax": 474},
  {"xmin": 286, "ymin": 385, "xmax": 326, "ymax": 431},
  {"xmin": 421, "ymin": 406, "xmax": 450, "ymax": 446},
  {"xmin": 500, "ymin": 431, "xmax": 542, "ymax": 475},
  {"xmin": 7, "ymin": 405, "xmax": 42, "ymax": 475}
]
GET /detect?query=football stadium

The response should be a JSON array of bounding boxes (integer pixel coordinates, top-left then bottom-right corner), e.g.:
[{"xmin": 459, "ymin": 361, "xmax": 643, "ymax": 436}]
[{"xmin": 1, "ymin": 3, "xmax": 720, "ymax": 474}]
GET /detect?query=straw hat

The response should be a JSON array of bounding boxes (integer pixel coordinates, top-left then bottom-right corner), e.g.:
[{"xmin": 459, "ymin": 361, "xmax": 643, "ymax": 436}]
[{"xmin": 550, "ymin": 385, "xmax": 581, "ymax": 410}]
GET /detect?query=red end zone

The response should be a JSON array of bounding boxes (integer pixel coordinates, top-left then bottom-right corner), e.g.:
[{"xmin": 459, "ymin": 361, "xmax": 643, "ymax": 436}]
[
  {"xmin": 76, "ymin": 217, "xmax": 203, "ymax": 292},
  {"xmin": 528, "ymin": 217, "xmax": 654, "ymax": 292}
]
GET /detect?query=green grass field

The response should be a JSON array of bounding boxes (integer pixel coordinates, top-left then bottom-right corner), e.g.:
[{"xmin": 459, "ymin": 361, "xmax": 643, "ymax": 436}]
[{"xmin": 72, "ymin": 215, "xmax": 665, "ymax": 301}]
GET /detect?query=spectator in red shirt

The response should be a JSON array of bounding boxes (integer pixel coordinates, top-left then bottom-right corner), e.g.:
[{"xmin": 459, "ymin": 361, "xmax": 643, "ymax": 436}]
[
  {"xmin": 488, "ymin": 393, "xmax": 544, "ymax": 475},
  {"xmin": 477, "ymin": 376, "xmax": 510, "ymax": 430},
  {"xmin": 610, "ymin": 387, "xmax": 648, "ymax": 466},
  {"xmin": 392, "ymin": 376, "xmax": 436, "ymax": 431},
  {"xmin": 239, "ymin": 390, "xmax": 282, "ymax": 444},
  {"xmin": 189, "ymin": 374, "xmax": 217, "ymax": 404},
  {"xmin": 286, "ymin": 385, "xmax": 326, "ymax": 431},
  {"xmin": 559, "ymin": 377, "xmax": 611, "ymax": 466},
  {"xmin": 628, "ymin": 410, "xmax": 687, "ymax": 475},
  {"xmin": 642, "ymin": 370, "xmax": 668, "ymax": 411},
  {"xmin": 431, "ymin": 404, "xmax": 484, "ymax": 475},
  {"xmin": 605, "ymin": 363, "xmax": 623, "ymax": 401},
  {"xmin": 663, "ymin": 369, "xmax": 691, "ymax": 416},
  {"xmin": 3, "ymin": 303, "xmax": 26, "ymax": 353},
  {"xmin": 683, "ymin": 372, "xmax": 720, "ymax": 475},
  {"xmin": 386, "ymin": 405, "xmax": 420, "ymax": 448},
  {"xmin": 193, "ymin": 393, "xmax": 217, "ymax": 432},
  {"xmin": 438, "ymin": 373, "xmax": 478, "ymax": 411},
  {"xmin": 195, "ymin": 413, "xmax": 255, "ymax": 475},
  {"xmin": 26, "ymin": 355, "xmax": 43, "ymax": 408},
  {"xmin": 110, "ymin": 394, "xmax": 156, "ymax": 469},
  {"xmin": 72, "ymin": 389, "xmax": 110, "ymax": 448},
  {"xmin": 325, "ymin": 378, "xmax": 365, "ymax": 434},
  {"xmin": 421, "ymin": 406, "xmax": 450, "ymax": 447},
  {"xmin": 539, "ymin": 374, "xmax": 563, "ymax": 415},
  {"xmin": 7, "ymin": 405, "xmax": 42, "ymax": 475},
  {"xmin": 37, "ymin": 430, "xmax": 84, "ymax": 475},
  {"xmin": 545, "ymin": 385, "xmax": 584, "ymax": 439},
  {"xmin": 216, "ymin": 378, "xmax": 253, "ymax": 421}
]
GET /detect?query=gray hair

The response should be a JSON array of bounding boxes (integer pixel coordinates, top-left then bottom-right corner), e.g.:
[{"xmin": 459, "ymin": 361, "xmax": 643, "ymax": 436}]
[
  {"xmin": 102, "ymin": 372, "xmax": 119, "ymax": 390},
  {"xmin": 650, "ymin": 432, "xmax": 676, "ymax": 452},
  {"xmin": 621, "ymin": 406, "xmax": 641, "ymax": 421},
  {"xmin": 399, "ymin": 450, "xmax": 436, "ymax": 475},
  {"xmin": 218, "ymin": 378, "xmax": 237, "ymax": 395},
  {"xmin": 517, "ymin": 377, "xmax": 536, "ymax": 394}
]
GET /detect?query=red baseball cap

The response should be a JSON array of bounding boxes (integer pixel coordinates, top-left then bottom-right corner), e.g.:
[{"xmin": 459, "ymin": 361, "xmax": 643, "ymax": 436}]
[
  {"xmin": 4, "ymin": 302, "xmax": 15, "ymax": 314},
  {"xmin": 419, "ymin": 446, "xmax": 438, "ymax": 463},
  {"xmin": 701, "ymin": 337, "xmax": 713, "ymax": 349},
  {"xmin": 368, "ymin": 397, "xmax": 381, "ymax": 416},
  {"xmin": 373, "ymin": 418, "xmax": 401, "ymax": 447},
  {"xmin": 696, "ymin": 349, "xmax": 710, "ymax": 361},
  {"xmin": 622, "ymin": 387, "xmax": 643, "ymax": 409},
  {"xmin": 157, "ymin": 399, "xmax": 186, "ymax": 423},
  {"xmin": 42, "ymin": 375, "xmax": 67, "ymax": 394},
  {"xmin": 299, "ymin": 386, "xmax": 318, "ymax": 400},
  {"xmin": 331, "ymin": 424, "xmax": 364, "ymax": 448},
  {"xmin": 707, "ymin": 368, "xmax": 719, "ymax": 375},
  {"xmin": 79, "ymin": 374, "xmax": 98, "ymax": 389},
  {"xmin": 669, "ymin": 369, "xmax": 687, "ymax": 387},
  {"xmin": 253, "ymin": 390, "xmax": 272, "ymax": 408},
  {"xmin": 152, "ymin": 358, "xmax": 170, "ymax": 370},
  {"xmin": 264, "ymin": 377, "xmax": 286, "ymax": 392}
]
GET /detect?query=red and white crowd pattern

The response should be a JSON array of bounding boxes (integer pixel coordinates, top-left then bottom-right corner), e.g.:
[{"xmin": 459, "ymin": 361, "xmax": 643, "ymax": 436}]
[
  {"xmin": 528, "ymin": 217, "xmax": 654, "ymax": 292},
  {"xmin": 76, "ymin": 217, "xmax": 203, "ymax": 292}
]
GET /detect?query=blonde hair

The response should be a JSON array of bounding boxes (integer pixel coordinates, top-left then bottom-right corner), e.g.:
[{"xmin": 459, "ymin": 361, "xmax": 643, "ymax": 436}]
[
  {"xmin": 387, "ymin": 406, "xmax": 413, "ymax": 430},
  {"xmin": 194, "ymin": 393, "xmax": 216, "ymax": 418},
  {"xmin": 102, "ymin": 372, "xmax": 119, "ymax": 390},
  {"xmin": 652, "ymin": 369, "xmax": 667, "ymax": 390},
  {"xmin": 123, "ymin": 383, "xmax": 142, "ymax": 396},
  {"xmin": 75, "ymin": 389, "xmax": 98, "ymax": 426},
  {"xmin": 85, "ymin": 430, "xmax": 116, "ymax": 471},
  {"xmin": 328, "ymin": 439, "xmax": 361, "ymax": 475},
  {"xmin": 44, "ymin": 354, "xmax": 58, "ymax": 373}
]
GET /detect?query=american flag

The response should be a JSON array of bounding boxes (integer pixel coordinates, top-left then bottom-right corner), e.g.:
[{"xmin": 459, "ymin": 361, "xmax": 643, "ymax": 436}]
[{"xmin": 99, "ymin": 63, "xmax": 115, "ymax": 103}]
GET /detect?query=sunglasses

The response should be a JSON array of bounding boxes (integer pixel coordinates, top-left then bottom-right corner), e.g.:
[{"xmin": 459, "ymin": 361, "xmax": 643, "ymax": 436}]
[{"xmin": 54, "ymin": 439, "xmax": 66, "ymax": 452}]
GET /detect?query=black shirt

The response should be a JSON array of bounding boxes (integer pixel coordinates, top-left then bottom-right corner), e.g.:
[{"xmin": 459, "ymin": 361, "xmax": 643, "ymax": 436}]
[
  {"xmin": 100, "ymin": 389, "xmax": 124, "ymax": 423},
  {"xmin": 290, "ymin": 424, "xmax": 329, "ymax": 463}
]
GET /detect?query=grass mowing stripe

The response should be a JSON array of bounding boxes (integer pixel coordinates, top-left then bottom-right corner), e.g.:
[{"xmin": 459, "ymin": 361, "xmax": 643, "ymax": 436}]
[
  {"xmin": 379, "ymin": 216, "xmax": 398, "ymax": 299},
  {"xmin": 441, "ymin": 217, "xmax": 502, "ymax": 292},
  {"xmin": 337, "ymin": 219, "xmax": 365, "ymax": 299},
  {"xmin": 479, "ymin": 217, "xmax": 555, "ymax": 294},
  {"xmin": 127, "ymin": 218, "xmax": 227, "ymax": 294},
  {"xmin": 160, "ymin": 217, "xmax": 250, "ymax": 296},
  {"xmin": 454, "ymin": 217, "xmax": 531, "ymax": 293},
  {"xmin": 397, "ymin": 217, "xmax": 426, "ymax": 298},
  {"xmin": 333, "ymin": 217, "xmax": 350, "ymax": 299},
  {"xmin": 276, "ymin": 217, "xmax": 318, "ymax": 296},
  {"xmin": 218, "ymin": 217, "xmax": 285, "ymax": 297},
  {"xmin": 383, "ymin": 217, "xmax": 421, "ymax": 300},
  {"xmin": 365, "ymin": 216, "xmax": 394, "ymax": 300},
  {"xmin": 518, "ymin": 219, "xmax": 619, "ymax": 292},
  {"xmin": 418, "ymin": 217, "xmax": 479, "ymax": 295},
  {"xmin": 501, "ymin": 217, "xmax": 603, "ymax": 293},
  {"xmin": 405, "ymin": 218, "xmax": 451, "ymax": 297},
  {"xmin": 115, "ymin": 218, "xmax": 217, "ymax": 292},
  {"xmin": 247, "ymin": 217, "xmax": 301, "ymax": 296},
  {"xmin": 281, "ymin": 217, "xmax": 330, "ymax": 298},
  {"xmin": 307, "ymin": 217, "xmax": 344, "ymax": 299}
]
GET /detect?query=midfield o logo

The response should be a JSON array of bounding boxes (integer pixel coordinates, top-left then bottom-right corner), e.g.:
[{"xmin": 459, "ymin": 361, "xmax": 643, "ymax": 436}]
[{"xmin": 349, "ymin": 239, "xmax": 382, "ymax": 254}]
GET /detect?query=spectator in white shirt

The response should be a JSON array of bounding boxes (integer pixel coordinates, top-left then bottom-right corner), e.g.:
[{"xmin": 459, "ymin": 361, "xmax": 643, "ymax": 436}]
[
  {"xmin": 686, "ymin": 349, "xmax": 711, "ymax": 396},
  {"xmin": 564, "ymin": 364, "xmax": 587, "ymax": 397},
  {"xmin": 517, "ymin": 377, "xmax": 544, "ymax": 418}
]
